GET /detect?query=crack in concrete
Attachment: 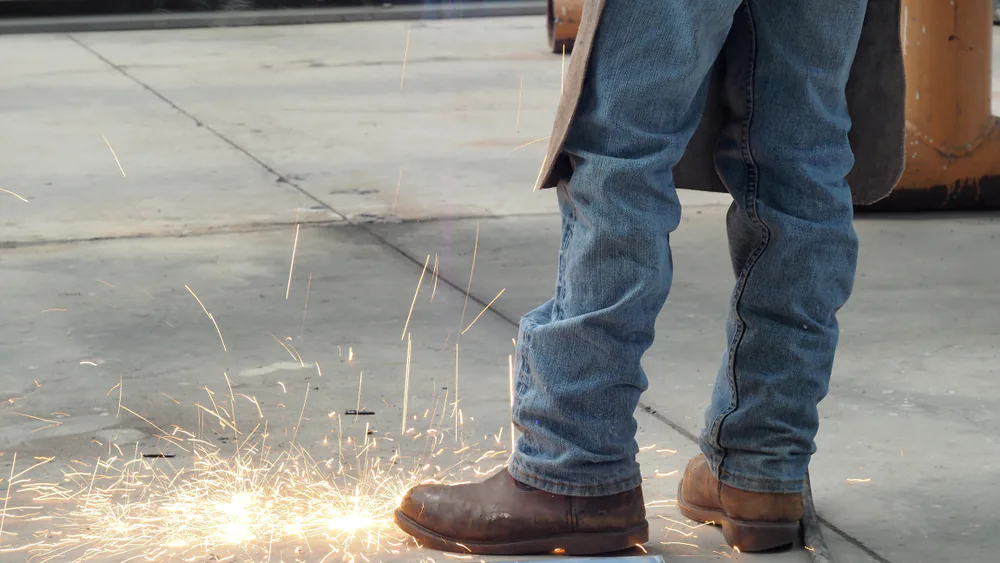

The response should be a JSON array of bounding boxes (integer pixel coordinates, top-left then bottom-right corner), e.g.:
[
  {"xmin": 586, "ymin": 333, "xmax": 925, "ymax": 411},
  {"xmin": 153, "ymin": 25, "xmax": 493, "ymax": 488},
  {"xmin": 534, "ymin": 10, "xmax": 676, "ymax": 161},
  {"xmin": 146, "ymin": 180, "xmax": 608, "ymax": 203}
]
[
  {"xmin": 69, "ymin": 33, "xmax": 889, "ymax": 563},
  {"xmin": 1, "ymin": 219, "xmax": 343, "ymax": 249}
]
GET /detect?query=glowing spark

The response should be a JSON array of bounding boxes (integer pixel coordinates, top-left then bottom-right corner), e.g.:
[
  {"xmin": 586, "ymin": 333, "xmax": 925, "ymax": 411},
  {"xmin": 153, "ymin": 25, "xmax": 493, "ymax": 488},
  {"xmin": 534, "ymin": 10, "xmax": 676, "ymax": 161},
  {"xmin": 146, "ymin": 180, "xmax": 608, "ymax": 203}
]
[
  {"xmin": 301, "ymin": 271, "xmax": 313, "ymax": 338},
  {"xmin": 516, "ymin": 76, "xmax": 523, "ymax": 134},
  {"xmin": 510, "ymin": 136, "xmax": 549, "ymax": 152},
  {"xmin": 508, "ymin": 355, "xmax": 515, "ymax": 456},
  {"xmin": 117, "ymin": 373, "xmax": 124, "ymax": 418},
  {"xmin": 289, "ymin": 384, "xmax": 310, "ymax": 448},
  {"xmin": 532, "ymin": 154, "xmax": 548, "ymax": 192},
  {"xmin": 459, "ymin": 226, "xmax": 481, "ymax": 341},
  {"xmin": 184, "ymin": 284, "xmax": 227, "ymax": 352},
  {"xmin": 400, "ymin": 29, "xmax": 411, "ymax": 91},
  {"xmin": 847, "ymin": 478, "xmax": 872, "ymax": 483},
  {"xmin": 9, "ymin": 413, "xmax": 62, "ymax": 426},
  {"xmin": 278, "ymin": 382, "xmax": 287, "ymax": 394},
  {"xmin": 160, "ymin": 393, "xmax": 180, "ymax": 404},
  {"xmin": 662, "ymin": 542, "xmax": 699, "ymax": 549},
  {"xmin": 805, "ymin": 546, "xmax": 816, "ymax": 552},
  {"xmin": 41, "ymin": 308, "xmax": 67, "ymax": 313},
  {"xmin": 401, "ymin": 333, "xmax": 412, "ymax": 437},
  {"xmin": 0, "ymin": 188, "xmax": 28, "ymax": 203},
  {"xmin": 401, "ymin": 255, "xmax": 431, "ymax": 340},
  {"xmin": 348, "ymin": 347, "xmax": 354, "ymax": 362},
  {"xmin": 460, "ymin": 288, "xmax": 505, "ymax": 335},
  {"xmin": 900, "ymin": 447, "xmax": 905, "ymax": 457},
  {"xmin": 392, "ymin": 169, "xmax": 403, "ymax": 214},
  {"xmin": 1, "ymin": 453, "xmax": 16, "ymax": 542},
  {"xmin": 102, "ymin": 135, "xmax": 126, "ymax": 177},
  {"xmin": 638, "ymin": 444, "xmax": 657, "ymax": 452},
  {"xmin": 453, "ymin": 341, "xmax": 461, "ymax": 440},
  {"xmin": 657, "ymin": 448, "xmax": 677, "ymax": 454},
  {"xmin": 355, "ymin": 372, "xmax": 364, "ymax": 422},
  {"xmin": 560, "ymin": 44, "xmax": 566, "ymax": 93},
  {"xmin": 429, "ymin": 254, "xmax": 439, "ymax": 303},
  {"xmin": 271, "ymin": 333, "xmax": 300, "ymax": 362},
  {"xmin": 733, "ymin": 546, "xmax": 741, "ymax": 553},
  {"xmin": 656, "ymin": 470, "xmax": 679, "ymax": 478},
  {"xmin": 79, "ymin": 361, "xmax": 98, "ymax": 367},
  {"xmin": 286, "ymin": 223, "xmax": 301, "ymax": 300},
  {"xmin": 635, "ymin": 543, "xmax": 648, "ymax": 553}
]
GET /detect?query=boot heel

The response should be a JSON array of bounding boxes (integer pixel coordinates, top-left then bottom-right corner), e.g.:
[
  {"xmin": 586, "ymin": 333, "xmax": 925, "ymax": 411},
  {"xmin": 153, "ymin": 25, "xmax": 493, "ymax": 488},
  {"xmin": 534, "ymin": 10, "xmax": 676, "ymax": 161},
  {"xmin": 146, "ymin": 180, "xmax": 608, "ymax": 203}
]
[{"xmin": 719, "ymin": 518, "xmax": 799, "ymax": 552}]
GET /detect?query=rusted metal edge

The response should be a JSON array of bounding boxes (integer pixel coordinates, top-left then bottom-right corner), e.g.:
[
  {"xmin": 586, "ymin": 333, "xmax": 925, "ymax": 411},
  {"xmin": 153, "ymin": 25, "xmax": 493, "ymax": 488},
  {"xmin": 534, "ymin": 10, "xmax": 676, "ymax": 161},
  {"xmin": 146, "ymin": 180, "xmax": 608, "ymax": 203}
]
[{"xmin": 859, "ymin": 174, "xmax": 1000, "ymax": 212}]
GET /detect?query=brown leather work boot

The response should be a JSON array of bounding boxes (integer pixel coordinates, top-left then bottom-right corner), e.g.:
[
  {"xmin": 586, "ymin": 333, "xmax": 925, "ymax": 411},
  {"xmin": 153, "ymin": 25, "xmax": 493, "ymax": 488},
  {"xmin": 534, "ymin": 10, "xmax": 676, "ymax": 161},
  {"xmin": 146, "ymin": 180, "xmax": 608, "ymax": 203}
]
[
  {"xmin": 677, "ymin": 454, "xmax": 803, "ymax": 552},
  {"xmin": 394, "ymin": 469, "xmax": 648, "ymax": 555}
]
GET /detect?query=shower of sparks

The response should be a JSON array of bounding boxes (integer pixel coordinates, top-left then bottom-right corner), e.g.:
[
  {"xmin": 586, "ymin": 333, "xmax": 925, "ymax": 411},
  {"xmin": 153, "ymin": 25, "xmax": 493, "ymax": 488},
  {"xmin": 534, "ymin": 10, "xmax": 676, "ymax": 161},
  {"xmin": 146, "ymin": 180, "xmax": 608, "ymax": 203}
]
[
  {"xmin": 0, "ymin": 188, "xmax": 28, "ymax": 203},
  {"xmin": 184, "ymin": 285, "xmax": 227, "ymax": 353},
  {"xmin": 0, "ymin": 374, "xmax": 507, "ymax": 563},
  {"xmin": 400, "ymin": 29, "xmax": 411, "ymax": 91},
  {"xmin": 401, "ymin": 255, "xmax": 431, "ymax": 340},
  {"xmin": 460, "ymin": 288, "xmax": 505, "ymax": 335},
  {"xmin": 102, "ymin": 135, "xmax": 126, "ymax": 177},
  {"xmin": 511, "ymin": 136, "xmax": 549, "ymax": 153},
  {"xmin": 286, "ymin": 223, "xmax": 301, "ymax": 300},
  {"xmin": 516, "ymin": 77, "xmax": 523, "ymax": 134}
]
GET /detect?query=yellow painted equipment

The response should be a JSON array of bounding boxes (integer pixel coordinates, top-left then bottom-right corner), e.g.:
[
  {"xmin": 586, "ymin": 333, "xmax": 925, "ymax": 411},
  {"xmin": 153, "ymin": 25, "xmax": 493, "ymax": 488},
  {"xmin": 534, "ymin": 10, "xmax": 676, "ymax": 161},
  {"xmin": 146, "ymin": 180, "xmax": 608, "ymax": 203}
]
[
  {"xmin": 546, "ymin": 0, "xmax": 583, "ymax": 54},
  {"xmin": 873, "ymin": 0, "xmax": 1000, "ymax": 209}
]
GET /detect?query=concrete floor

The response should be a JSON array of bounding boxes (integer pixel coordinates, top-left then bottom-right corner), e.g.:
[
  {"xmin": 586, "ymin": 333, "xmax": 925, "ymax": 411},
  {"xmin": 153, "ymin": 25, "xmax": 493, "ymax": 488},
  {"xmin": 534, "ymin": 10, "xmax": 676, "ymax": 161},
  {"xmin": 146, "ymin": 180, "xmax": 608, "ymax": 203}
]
[{"xmin": 0, "ymin": 16, "xmax": 998, "ymax": 563}]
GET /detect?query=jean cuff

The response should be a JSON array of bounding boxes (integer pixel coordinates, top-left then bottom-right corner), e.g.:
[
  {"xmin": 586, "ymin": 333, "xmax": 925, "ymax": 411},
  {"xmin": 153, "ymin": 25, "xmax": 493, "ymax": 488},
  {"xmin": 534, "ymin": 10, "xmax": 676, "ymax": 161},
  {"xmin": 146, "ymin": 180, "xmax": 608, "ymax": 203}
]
[
  {"xmin": 507, "ymin": 456, "xmax": 643, "ymax": 497},
  {"xmin": 699, "ymin": 443, "xmax": 806, "ymax": 494}
]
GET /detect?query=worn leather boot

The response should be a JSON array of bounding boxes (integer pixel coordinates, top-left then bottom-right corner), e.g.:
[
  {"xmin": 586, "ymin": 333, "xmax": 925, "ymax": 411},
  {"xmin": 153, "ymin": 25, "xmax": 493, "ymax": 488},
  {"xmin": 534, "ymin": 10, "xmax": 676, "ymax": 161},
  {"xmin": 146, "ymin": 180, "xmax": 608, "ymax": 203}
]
[
  {"xmin": 394, "ymin": 469, "xmax": 648, "ymax": 555},
  {"xmin": 677, "ymin": 454, "xmax": 803, "ymax": 552}
]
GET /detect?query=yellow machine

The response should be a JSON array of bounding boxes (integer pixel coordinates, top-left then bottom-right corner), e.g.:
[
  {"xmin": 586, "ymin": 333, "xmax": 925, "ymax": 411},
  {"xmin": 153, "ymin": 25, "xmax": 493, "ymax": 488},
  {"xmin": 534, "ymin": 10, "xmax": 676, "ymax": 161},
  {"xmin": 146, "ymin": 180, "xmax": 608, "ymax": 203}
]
[{"xmin": 546, "ymin": 0, "xmax": 1000, "ymax": 210}]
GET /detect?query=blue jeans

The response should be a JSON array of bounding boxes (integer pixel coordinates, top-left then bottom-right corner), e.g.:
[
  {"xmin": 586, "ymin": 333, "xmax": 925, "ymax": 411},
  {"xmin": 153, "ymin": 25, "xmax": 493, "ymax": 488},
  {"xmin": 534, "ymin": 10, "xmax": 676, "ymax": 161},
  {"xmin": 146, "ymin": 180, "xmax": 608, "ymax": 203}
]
[{"xmin": 509, "ymin": 0, "xmax": 865, "ymax": 496}]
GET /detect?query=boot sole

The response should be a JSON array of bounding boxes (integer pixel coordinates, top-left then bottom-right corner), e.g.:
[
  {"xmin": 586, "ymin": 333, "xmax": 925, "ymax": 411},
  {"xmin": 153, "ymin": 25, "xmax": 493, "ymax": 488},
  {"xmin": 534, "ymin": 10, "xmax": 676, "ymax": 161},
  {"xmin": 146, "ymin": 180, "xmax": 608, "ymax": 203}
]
[
  {"xmin": 676, "ymin": 481, "xmax": 799, "ymax": 552},
  {"xmin": 393, "ymin": 509, "xmax": 649, "ymax": 556}
]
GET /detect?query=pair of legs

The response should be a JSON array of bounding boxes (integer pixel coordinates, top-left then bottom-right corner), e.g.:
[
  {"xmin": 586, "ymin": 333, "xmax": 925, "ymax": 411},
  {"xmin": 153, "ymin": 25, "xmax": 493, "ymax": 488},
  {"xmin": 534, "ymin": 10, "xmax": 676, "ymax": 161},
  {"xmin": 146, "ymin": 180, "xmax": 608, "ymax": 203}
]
[{"xmin": 510, "ymin": 0, "xmax": 865, "ymax": 497}]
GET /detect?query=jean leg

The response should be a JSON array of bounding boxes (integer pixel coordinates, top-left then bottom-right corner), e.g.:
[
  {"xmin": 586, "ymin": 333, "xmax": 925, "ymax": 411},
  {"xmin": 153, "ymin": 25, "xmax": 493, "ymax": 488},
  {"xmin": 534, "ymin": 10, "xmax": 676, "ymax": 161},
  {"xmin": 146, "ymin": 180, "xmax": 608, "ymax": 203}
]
[
  {"xmin": 700, "ymin": 0, "xmax": 867, "ymax": 493},
  {"xmin": 509, "ymin": 0, "xmax": 742, "ymax": 497}
]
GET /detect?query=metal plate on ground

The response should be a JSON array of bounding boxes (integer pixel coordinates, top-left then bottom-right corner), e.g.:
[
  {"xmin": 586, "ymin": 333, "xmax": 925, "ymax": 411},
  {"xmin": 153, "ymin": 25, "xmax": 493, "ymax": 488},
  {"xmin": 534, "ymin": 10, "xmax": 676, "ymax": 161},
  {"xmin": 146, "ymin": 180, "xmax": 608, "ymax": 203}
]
[{"xmin": 511, "ymin": 557, "xmax": 664, "ymax": 563}]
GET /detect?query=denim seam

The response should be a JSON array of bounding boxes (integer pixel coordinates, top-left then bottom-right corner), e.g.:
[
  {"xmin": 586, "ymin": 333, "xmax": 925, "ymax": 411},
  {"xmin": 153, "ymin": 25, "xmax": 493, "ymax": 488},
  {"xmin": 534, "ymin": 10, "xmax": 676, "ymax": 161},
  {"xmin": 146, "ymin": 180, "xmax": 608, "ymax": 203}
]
[
  {"xmin": 707, "ymin": 3, "xmax": 774, "ymax": 478},
  {"xmin": 551, "ymin": 182, "xmax": 575, "ymax": 322}
]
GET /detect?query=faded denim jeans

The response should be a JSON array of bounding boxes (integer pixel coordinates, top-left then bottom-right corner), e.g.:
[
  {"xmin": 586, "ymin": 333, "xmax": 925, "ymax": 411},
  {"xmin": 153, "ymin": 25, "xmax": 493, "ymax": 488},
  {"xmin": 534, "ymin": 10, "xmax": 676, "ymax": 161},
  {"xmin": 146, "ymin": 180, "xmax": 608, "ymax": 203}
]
[{"xmin": 509, "ymin": 0, "xmax": 866, "ymax": 496}]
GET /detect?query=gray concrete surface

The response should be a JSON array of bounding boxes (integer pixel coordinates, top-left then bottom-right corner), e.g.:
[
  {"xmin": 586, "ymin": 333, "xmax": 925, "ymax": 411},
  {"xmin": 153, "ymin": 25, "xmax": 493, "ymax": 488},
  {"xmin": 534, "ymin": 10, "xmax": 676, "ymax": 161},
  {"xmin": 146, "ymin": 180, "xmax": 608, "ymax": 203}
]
[{"xmin": 0, "ymin": 16, "xmax": 998, "ymax": 563}]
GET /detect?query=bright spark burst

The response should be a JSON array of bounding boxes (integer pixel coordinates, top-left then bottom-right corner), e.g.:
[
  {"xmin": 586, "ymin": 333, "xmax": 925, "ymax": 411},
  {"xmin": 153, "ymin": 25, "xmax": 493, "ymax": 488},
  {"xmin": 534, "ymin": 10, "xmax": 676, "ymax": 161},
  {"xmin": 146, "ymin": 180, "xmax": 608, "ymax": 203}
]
[
  {"xmin": 1, "ymin": 380, "xmax": 488, "ymax": 563},
  {"xmin": 7, "ymin": 431, "xmax": 415, "ymax": 562}
]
